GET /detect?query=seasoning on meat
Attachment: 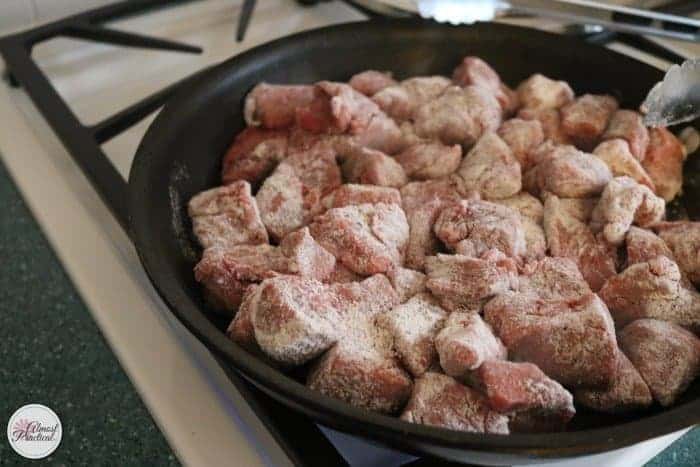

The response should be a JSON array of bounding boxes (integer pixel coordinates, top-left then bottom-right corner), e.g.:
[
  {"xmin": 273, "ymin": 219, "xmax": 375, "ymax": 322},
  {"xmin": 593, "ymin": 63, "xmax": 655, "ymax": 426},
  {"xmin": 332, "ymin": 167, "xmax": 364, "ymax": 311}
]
[
  {"xmin": 349, "ymin": 70, "xmax": 397, "ymax": 96},
  {"xmin": 655, "ymin": 221, "xmax": 700, "ymax": 286},
  {"xmin": 386, "ymin": 266, "xmax": 426, "ymax": 302},
  {"xmin": 561, "ymin": 94, "xmax": 618, "ymax": 150},
  {"xmin": 497, "ymin": 118, "xmax": 545, "ymax": 171},
  {"xmin": 642, "ymin": 127, "xmax": 686, "ymax": 201},
  {"xmin": 244, "ymin": 83, "xmax": 315, "ymax": 129},
  {"xmin": 516, "ymin": 74, "xmax": 574, "ymax": 111},
  {"xmin": 322, "ymin": 184, "xmax": 401, "ymax": 209},
  {"xmin": 221, "ymin": 127, "xmax": 288, "ymax": 186},
  {"xmin": 395, "ymin": 142, "xmax": 462, "ymax": 180},
  {"xmin": 372, "ymin": 76, "xmax": 452, "ymax": 121},
  {"xmin": 338, "ymin": 143, "xmax": 408, "ymax": 188},
  {"xmin": 602, "ymin": 110, "xmax": 650, "ymax": 161},
  {"xmin": 593, "ymin": 139, "xmax": 655, "ymax": 190}
]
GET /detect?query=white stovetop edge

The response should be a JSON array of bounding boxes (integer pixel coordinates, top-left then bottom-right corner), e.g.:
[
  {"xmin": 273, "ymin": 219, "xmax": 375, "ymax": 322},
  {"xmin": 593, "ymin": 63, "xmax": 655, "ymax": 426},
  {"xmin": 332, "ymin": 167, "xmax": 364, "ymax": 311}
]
[{"xmin": 0, "ymin": 0, "xmax": 692, "ymax": 465}]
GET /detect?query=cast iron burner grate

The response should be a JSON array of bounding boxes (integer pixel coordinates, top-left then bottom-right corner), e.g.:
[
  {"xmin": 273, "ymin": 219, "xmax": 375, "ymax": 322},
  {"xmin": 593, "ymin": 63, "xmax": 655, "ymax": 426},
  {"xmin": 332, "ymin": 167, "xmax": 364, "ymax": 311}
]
[{"xmin": 0, "ymin": 1, "xmax": 696, "ymax": 465}]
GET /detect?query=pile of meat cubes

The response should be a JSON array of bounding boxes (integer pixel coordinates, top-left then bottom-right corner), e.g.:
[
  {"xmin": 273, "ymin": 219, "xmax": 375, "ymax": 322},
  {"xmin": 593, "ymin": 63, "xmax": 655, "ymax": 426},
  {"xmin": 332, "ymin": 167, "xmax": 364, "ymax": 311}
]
[{"xmin": 187, "ymin": 56, "xmax": 700, "ymax": 434}]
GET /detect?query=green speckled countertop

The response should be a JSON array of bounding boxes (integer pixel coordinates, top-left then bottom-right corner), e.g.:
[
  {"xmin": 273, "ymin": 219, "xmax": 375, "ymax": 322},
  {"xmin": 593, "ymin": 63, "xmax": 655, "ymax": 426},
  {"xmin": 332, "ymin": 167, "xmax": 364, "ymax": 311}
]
[{"xmin": 0, "ymin": 158, "xmax": 697, "ymax": 466}]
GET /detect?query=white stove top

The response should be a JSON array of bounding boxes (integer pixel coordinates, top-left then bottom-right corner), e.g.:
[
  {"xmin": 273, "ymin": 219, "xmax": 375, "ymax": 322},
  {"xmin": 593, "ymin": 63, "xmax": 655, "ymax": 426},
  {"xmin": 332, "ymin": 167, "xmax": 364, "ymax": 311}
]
[{"xmin": 0, "ymin": 1, "xmax": 692, "ymax": 465}]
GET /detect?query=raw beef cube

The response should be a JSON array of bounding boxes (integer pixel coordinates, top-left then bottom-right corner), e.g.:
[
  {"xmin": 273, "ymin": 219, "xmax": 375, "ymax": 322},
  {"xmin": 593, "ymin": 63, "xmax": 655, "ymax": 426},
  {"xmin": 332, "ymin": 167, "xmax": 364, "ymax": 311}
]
[
  {"xmin": 494, "ymin": 192, "xmax": 543, "ymax": 223},
  {"xmin": 593, "ymin": 139, "xmax": 654, "ymax": 190},
  {"xmin": 378, "ymin": 293, "xmax": 447, "ymax": 376},
  {"xmin": 433, "ymin": 199, "xmax": 526, "ymax": 258},
  {"xmin": 494, "ymin": 193, "xmax": 546, "ymax": 260},
  {"xmin": 451, "ymin": 56, "xmax": 515, "ymax": 114},
  {"xmin": 255, "ymin": 163, "xmax": 306, "ymax": 241},
  {"xmin": 338, "ymin": 144, "xmax": 408, "ymax": 188},
  {"xmin": 528, "ymin": 145, "xmax": 612, "ymax": 198},
  {"xmin": 395, "ymin": 142, "xmax": 462, "ymax": 180},
  {"xmin": 590, "ymin": 176, "xmax": 665, "ymax": 246},
  {"xmin": 543, "ymin": 193, "xmax": 618, "ymax": 291},
  {"xmin": 401, "ymin": 372, "xmax": 509, "ymax": 434},
  {"xmin": 279, "ymin": 227, "xmax": 336, "ymax": 281},
  {"xmin": 455, "ymin": 132, "xmax": 522, "ymax": 200},
  {"xmin": 322, "ymin": 184, "xmax": 401, "ymax": 209},
  {"xmin": 642, "ymin": 127, "xmax": 686, "ymax": 201},
  {"xmin": 485, "ymin": 292, "xmax": 619, "ymax": 388},
  {"xmin": 386, "ymin": 266, "xmax": 426, "ymax": 302},
  {"xmin": 256, "ymin": 142, "xmax": 341, "ymax": 240},
  {"xmin": 372, "ymin": 76, "xmax": 452, "ymax": 121},
  {"xmin": 227, "ymin": 284, "xmax": 262, "ymax": 349},
  {"xmin": 194, "ymin": 245, "xmax": 283, "ymax": 311},
  {"xmin": 518, "ymin": 256, "xmax": 591, "ymax": 302},
  {"xmin": 221, "ymin": 127, "xmax": 288, "ymax": 186},
  {"xmin": 435, "ymin": 312, "xmax": 506, "ymax": 379},
  {"xmin": 602, "ymin": 110, "xmax": 650, "ymax": 161},
  {"xmin": 309, "ymin": 203, "xmax": 409, "ymax": 275},
  {"xmin": 655, "ymin": 221, "xmax": 700, "ymax": 286},
  {"xmin": 619, "ymin": 319, "xmax": 700, "ymax": 406},
  {"xmin": 325, "ymin": 263, "xmax": 363, "ymax": 284},
  {"xmin": 497, "ymin": 118, "xmax": 545, "ymax": 171},
  {"xmin": 575, "ymin": 352, "xmax": 652, "ymax": 413},
  {"xmin": 561, "ymin": 94, "xmax": 618, "ymax": 150},
  {"xmin": 520, "ymin": 218, "xmax": 547, "ymax": 260},
  {"xmin": 413, "ymin": 86, "xmax": 502, "ymax": 147},
  {"xmin": 351, "ymin": 112, "xmax": 406, "ymax": 155},
  {"xmin": 626, "ymin": 226, "xmax": 677, "ymax": 267},
  {"xmin": 244, "ymin": 83, "xmax": 315, "ymax": 129},
  {"xmin": 425, "ymin": 251, "xmax": 518, "ymax": 313},
  {"xmin": 308, "ymin": 280, "xmax": 409, "ymax": 415},
  {"xmin": 477, "ymin": 360, "xmax": 575, "ymax": 432},
  {"xmin": 516, "ymin": 74, "xmax": 574, "ymax": 110},
  {"xmin": 518, "ymin": 108, "xmax": 571, "ymax": 145},
  {"xmin": 400, "ymin": 178, "xmax": 464, "ymax": 269},
  {"xmin": 598, "ymin": 256, "xmax": 700, "ymax": 332},
  {"xmin": 189, "ymin": 181, "xmax": 269, "ymax": 249},
  {"xmin": 349, "ymin": 70, "xmax": 397, "ymax": 96}
]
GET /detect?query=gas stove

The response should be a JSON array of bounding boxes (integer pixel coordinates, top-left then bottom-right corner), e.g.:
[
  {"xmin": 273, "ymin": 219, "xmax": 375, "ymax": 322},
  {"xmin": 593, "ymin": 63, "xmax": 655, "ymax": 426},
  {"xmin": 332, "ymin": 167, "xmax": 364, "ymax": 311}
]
[{"xmin": 0, "ymin": 1, "xmax": 694, "ymax": 465}]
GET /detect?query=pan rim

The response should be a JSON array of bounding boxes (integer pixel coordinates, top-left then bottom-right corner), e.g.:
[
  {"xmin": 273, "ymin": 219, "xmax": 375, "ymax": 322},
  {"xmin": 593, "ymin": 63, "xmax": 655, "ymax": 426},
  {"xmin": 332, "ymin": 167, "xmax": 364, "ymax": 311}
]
[{"xmin": 129, "ymin": 18, "xmax": 700, "ymax": 458}]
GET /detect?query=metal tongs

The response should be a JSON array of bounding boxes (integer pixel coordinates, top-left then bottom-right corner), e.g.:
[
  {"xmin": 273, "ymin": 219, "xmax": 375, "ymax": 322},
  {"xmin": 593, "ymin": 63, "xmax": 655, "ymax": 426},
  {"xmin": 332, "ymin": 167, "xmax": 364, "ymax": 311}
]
[{"xmin": 418, "ymin": 0, "xmax": 700, "ymax": 42}]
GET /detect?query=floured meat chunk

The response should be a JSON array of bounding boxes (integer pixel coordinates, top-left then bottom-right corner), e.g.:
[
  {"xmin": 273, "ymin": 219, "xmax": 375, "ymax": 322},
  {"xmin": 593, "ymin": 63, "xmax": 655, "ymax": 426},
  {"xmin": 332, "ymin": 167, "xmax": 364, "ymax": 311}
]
[
  {"xmin": 561, "ymin": 94, "xmax": 618, "ymax": 150},
  {"xmin": 189, "ymin": 181, "xmax": 268, "ymax": 249},
  {"xmin": 485, "ymin": 292, "xmax": 619, "ymax": 388},
  {"xmin": 476, "ymin": 360, "xmax": 575, "ymax": 433},
  {"xmin": 372, "ymin": 76, "xmax": 451, "ymax": 121},
  {"xmin": 516, "ymin": 74, "xmax": 574, "ymax": 111},
  {"xmin": 244, "ymin": 83, "xmax": 315, "ymax": 129},
  {"xmin": 435, "ymin": 312, "xmax": 506, "ymax": 380},
  {"xmin": 400, "ymin": 178, "xmax": 464, "ymax": 269},
  {"xmin": 425, "ymin": 250, "xmax": 518, "ymax": 313},
  {"xmin": 195, "ymin": 228, "xmax": 334, "ymax": 312},
  {"xmin": 593, "ymin": 139, "xmax": 654, "ymax": 190},
  {"xmin": 497, "ymin": 118, "xmax": 545, "ymax": 171},
  {"xmin": 433, "ymin": 199, "xmax": 526, "ymax": 258},
  {"xmin": 642, "ymin": 127, "xmax": 686, "ymax": 201},
  {"xmin": 413, "ymin": 86, "xmax": 502, "ymax": 147},
  {"xmin": 254, "ymin": 274, "xmax": 398, "ymax": 365},
  {"xmin": 338, "ymin": 143, "xmax": 407, "ymax": 188},
  {"xmin": 495, "ymin": 193, "xmax": 546, "ymax": 259},
  {"xmin": 590, "ymin": 176, "xmax": 665, "ymax": 246},
  {"xmin": 322, "ymin": 184, "xmax": 401, "ymax": 209},
  {"xmin": 221, "ymin": 127, "xmax": 288, "ymax": 186},
  {"xmin": 256, "ymin": 141, "xmax": 341, "ymax": 240},
  {"xmin": 599, "ymin": 256, "xmax": 700, "ymax": 332},
  {"xmin": 194, "ymin": 245, "xmax": 283, "ymax": 311},
  {"xmin": 575, "ymin": 352, "xmax": 652, "ymax": 413},
  {"xmin": 517, "ymin": 256, "xmax": 592, "ymax": 301},
  {"xmin": 296, "ymin": 81, "xmax": 404, "ymax": 154},
  {"xmin": 543, "ymin": 194, "xmax": 617, "ymax": 291},
  {"xmin": 378, "ymin": 293, "xmax": 447, "ymax": 377},
  {"xmin": 527, "ymin": 145, "xmax": 612, "ymax": 198},
  {"xmin": 227, "ymin": 284, "xmax": 261, "ymax": 349},
  {"xmin": 518, "ymin": 108, "xmax": 570, "ymax": 145},
  {"xmin": 655, "ymin": 221, "xmax": 700, "ymax": 286},
  {"xmin": 386, "ymin": 266, "xmax": 426, "ymax": 302},
  {"xmin": 455, "ymin": 133, "xmax": 522, "ymax": 200},
  {"xmin": 625, "ymin": 226, "xmax": 680, "ymax": 269},
  {"xmin": 451, "ymin": 56, "xmax": 517, "ymax": 115},
  {"xmin": 619, "ymin": 319, "xmax": 700, "ymax": 406},
  {"xmin": 349, "ymin": 70, "xmax": 396, "ymax": 96},
  {"xmin": 395, "ymin": 142, "xmax": 462, "ymax": 180},
  {"xmin": 401, "ymin": 372, "xmax": 509, "ymax": 434},
  {"xmin": 325, "ymin": 263, "xmax": 362, "ymax": 284},
  {"xmin": 309, "ymin": 202, "xmax": 409, "ymax": 275},
  {"xmin": 602, "ymin": 110, "xmax": 649, "ymax": 161}
]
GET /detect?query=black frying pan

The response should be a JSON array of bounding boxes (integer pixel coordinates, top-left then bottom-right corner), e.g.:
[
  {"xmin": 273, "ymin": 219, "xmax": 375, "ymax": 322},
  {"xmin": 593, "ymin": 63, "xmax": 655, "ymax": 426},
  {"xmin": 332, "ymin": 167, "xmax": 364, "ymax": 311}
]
[{"xmin": 128, "ymin": 19, "xmax": 700, "ymax": 465}]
